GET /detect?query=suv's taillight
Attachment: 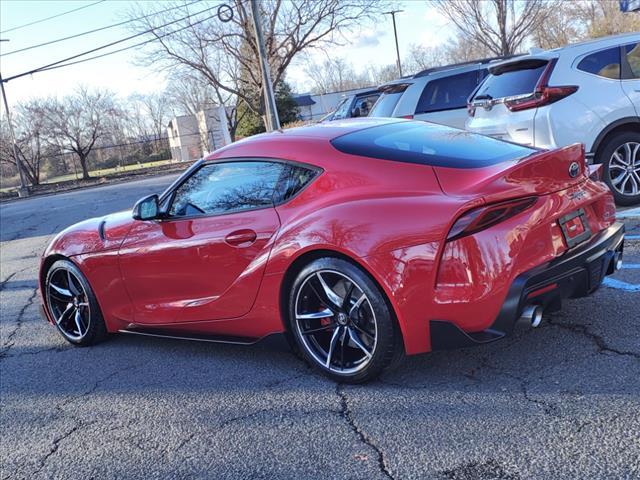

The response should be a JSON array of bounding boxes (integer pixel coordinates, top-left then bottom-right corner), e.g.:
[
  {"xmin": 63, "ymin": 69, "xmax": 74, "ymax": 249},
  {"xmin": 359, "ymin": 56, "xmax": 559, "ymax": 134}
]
[
  {"xmin": 446, "ymin": 197, "xmax": 537, "ymax": 242},
  {"xmin": 505, "ymin": 59, "xmax": 578, "ymax": 112}
]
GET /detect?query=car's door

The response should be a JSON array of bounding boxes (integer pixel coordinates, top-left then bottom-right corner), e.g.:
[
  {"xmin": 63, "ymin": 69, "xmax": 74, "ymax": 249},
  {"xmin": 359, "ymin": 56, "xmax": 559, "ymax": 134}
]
[
  {"xmin": 118, "ymin": 160, "xmax": 284, "ymax": 325},
  {"xmin": 621, "ymin": 42, "xmax": 640, "ymax": 115}
]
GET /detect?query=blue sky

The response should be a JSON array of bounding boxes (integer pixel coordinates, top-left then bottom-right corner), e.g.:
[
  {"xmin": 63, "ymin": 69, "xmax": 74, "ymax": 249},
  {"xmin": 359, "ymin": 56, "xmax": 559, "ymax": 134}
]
[{"xmin": 0, "ymin": 0, "xmax": 453, "ymax": 106}]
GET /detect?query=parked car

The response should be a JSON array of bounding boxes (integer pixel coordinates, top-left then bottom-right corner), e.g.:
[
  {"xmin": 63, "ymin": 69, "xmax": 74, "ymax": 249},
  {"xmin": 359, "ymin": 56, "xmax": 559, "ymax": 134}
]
[
  {"xmin": 320, "ymin": 89, "xmax": 381, "ymax": 122},
  {"xmin": 467, "ymin": 33, "xmax": 640, "ymax": 205},
  {"xmin": 368, "ymin": 56, "xmax": 518, "ymax": 128},
  {"xmin": 40, "ymin": 118, "xmax": 624, "ymax": 383}
]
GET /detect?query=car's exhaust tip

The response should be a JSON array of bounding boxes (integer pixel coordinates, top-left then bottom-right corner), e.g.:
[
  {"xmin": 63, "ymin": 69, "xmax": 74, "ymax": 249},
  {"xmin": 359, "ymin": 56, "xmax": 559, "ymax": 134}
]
[
  {"xmin": 520, "ymin": 305, "xmax": 544, "ymax": 328},
  {"xmin": 614, "ymin": 251, "xmax": 623, "ymax": 271}
]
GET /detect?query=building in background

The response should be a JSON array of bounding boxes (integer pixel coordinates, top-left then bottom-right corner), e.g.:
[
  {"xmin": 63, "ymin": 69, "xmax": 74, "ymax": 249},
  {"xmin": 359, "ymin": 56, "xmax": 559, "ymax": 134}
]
[{"xmin": 167, "ymin": 106, "xmax": 231, "ymax": 162}]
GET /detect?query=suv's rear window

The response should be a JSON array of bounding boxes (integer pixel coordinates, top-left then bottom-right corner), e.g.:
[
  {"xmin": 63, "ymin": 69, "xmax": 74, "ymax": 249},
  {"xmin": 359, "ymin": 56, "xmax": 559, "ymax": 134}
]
[
  {"xmin": 369, "ymin": 84, "xmax": 408, "ymax": 117},
  {"xmin": 331, "ymin": 121, "xmax": 536, "ymax": 168},
  {"xmin": 474, "ymin": 61, "xmax": 548, "ymax": 100}
]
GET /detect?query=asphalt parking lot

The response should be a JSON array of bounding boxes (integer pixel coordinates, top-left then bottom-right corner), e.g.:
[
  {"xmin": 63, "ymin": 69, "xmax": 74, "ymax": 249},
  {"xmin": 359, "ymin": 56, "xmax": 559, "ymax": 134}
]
[{"xmin": 1, "ymin": 175, "xmax": 639, "ymax": 480}]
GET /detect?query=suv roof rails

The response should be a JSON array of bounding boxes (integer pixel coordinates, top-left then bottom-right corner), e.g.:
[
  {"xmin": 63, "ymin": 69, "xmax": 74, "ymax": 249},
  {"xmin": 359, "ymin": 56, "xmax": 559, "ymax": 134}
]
[{"xmin": 413, "ymin": 54, "xmax": 523, "ymax": 78}]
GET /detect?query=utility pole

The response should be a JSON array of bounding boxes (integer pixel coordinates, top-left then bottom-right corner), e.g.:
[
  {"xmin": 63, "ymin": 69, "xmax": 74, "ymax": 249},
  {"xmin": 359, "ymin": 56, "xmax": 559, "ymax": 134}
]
[
  {"xmin": 249, "ymin": 0, "xmax": 280, "ymax": 131},
  {"xmin": 0, "ymin": 39, "xmax": 29, "ymax": 197},
  {"xmin": 384, "ymin": 10, "xmax": 403, "ymax": 78}
]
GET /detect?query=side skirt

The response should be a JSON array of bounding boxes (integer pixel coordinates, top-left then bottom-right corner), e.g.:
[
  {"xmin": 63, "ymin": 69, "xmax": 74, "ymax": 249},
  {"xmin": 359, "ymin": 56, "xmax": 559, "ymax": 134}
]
[{"xmin": 118, "ymin": 327, "xmax": 288, "ymax": 348}]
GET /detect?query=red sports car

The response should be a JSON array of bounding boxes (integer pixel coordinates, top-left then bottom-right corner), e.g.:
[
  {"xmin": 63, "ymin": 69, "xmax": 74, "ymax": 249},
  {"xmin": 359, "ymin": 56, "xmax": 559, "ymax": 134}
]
[{"xmin": 40, "ymin": 119, "xmax": 625, "ymax": 382}]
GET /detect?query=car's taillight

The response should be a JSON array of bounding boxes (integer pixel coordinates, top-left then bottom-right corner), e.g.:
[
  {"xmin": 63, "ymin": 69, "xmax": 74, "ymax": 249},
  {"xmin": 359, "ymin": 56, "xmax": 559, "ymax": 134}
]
[
  {"xmin": 505, "ymin": 86, "xmax": 578, "ymax": 112},
  {"xmin": 467, "ymin": 103, "xmax": 476, "ymax": 117},
  {"xmin": 505, "ymin": 59, "xmax": 577, "ymax": 112},
  {"xmin": 446, "ymin": 197, "xmax": 537, "ymax": 242}
]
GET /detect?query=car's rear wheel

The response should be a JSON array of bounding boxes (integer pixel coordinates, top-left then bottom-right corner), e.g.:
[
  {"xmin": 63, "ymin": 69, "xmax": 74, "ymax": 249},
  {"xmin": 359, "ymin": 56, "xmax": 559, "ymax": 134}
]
[
  {"xmin": 288, "ymin": 257, "xmax": 402, "ymax": 383},
  {"xmin": 45, "ymin": 259, "xmax": 107, "ymax": 346},
  {"xmin": 598, "ymin": 131, "xmax": 640, "ymax": 206}
]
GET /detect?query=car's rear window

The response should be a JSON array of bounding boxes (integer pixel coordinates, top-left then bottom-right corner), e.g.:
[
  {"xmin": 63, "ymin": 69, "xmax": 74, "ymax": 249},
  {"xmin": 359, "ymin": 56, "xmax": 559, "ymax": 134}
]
[
  {"xmin": 369, "ymin": 84, "xmax": 408, "ymax": 117},
  {"xmin": 330, "ymin": 121, "xmax": 536, "ymax": 168},
  {"xmin": 474, "ymin": 61, "xmax": 548, "ymax": 100}
]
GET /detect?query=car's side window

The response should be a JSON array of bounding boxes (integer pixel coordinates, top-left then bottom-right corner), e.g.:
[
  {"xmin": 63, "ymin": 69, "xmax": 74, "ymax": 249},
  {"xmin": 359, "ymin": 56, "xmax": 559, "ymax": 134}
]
[
  {"xmin": 169, "ymin": 161, "xmax": 285, "ymax": 217},
  {"xmin": 416, "ymin": 70, "xmax": 481, "ymax": 114},
  {"xmin": 577, "ymin": 47, "xmax": 621, "ymax": 79},
  {"xmin": 624, "ymin": 43, "xmax": 640, "ymax": 79},
  {"xmin": 274, "ymin": 164, "xmax": 320, "ymax": 204}
]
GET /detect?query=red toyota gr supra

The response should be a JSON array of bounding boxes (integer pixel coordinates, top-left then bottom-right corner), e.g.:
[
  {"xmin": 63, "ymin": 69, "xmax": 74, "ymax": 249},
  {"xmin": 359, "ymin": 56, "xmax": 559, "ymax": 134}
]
[{"xmin": 40, "ymin": 118, "xmax": 625, "ymax": 382}]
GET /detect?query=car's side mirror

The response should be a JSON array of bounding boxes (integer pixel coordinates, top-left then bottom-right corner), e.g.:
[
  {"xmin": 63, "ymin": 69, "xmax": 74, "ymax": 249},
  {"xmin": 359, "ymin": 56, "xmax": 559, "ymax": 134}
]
[
  {"xmin": 132, "ymin": 194, "xmax": 160, "ymax": 221},
  {"xmin": 351, "ymin": 107, "xmax": 361, "ymax": 118}
]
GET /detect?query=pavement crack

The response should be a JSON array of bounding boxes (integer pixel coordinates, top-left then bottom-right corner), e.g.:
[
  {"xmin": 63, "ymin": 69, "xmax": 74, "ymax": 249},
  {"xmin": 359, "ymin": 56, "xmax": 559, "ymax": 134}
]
[
  {"xmin": 0, "ymin": 272, "xmax": 17, "ymax": 291},
  {"xmin": 336, "ymin": 383, "xmax": 394, "ymax": 479},
  {"xmin": 31, "ymin": 419, "xmax": 95, "ymax": 476},
  {"xmin": 547, "ymin": 317, "xmax": 640, "ymax": 360},
  {"xmin": 0, "ymin": 286, "xmax": 38, "ymax": 356}
]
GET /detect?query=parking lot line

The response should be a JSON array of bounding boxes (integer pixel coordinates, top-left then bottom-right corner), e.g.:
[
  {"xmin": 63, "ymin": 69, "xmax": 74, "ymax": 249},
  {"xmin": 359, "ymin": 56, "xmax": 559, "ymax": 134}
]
[
  {"xmin": 625, "ymin": 234, "xmax": 640, "ymax": 240},
  {"xmin": 622, "ymin": 264, "xmax": 640, "ymax": 269},
  {"xmin": 603, "ymin": 277, "xmax": 640, "ymax": 292}
]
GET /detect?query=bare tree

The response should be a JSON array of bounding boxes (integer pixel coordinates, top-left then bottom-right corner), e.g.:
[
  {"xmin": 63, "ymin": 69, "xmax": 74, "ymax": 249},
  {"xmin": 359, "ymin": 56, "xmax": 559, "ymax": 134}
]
[
  {"xmin": 165, "ymin": 73, "xmax": 217, "ymax": 116},
  {"xmin": 37, "ymin": 88, "xmax": 120, "ymax": 180},
  {"xmin": 435, "ymin": 0, "xmax": 553, "ymax": 56},
  {"xmin": 304, "ymin": 57, "xmax": 373, "ymax": 94},
  {"xmin": 404, "ymin": 44, "xmax": 449, "ymax": 74},
  {"xmin": 531, "ymin": 0, "xmax": 640, "ymax": 50},
  {"xmin": 0, "ymin": 100, "xmax": 51, "ymax": 186},
  {"xmin": 129, "ymin": 0, "xmax": 389, "ymax": 133},
  {"xmin": 128, "ymin": 93, "xmax": 171, "ymax": 151}
]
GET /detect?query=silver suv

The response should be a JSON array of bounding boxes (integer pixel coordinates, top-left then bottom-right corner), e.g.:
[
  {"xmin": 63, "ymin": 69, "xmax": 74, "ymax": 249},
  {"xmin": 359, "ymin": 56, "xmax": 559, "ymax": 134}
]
[
  {"xmin": 369, "ymin": 57, "xmax": 518, "ymax": 128},
  {"xmin": 467, "ymin": 33, "xmax": 640, "ymax": 205}
]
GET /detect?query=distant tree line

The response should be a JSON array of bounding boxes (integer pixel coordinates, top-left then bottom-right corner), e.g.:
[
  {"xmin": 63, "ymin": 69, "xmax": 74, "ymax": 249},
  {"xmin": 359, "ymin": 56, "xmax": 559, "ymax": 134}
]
[
  {"xmin": 0, "ymin": 87, "xmax": 173, "ymax": 187},
  {"xmin": 304, "ymin": 0, "xmax": 640, "ymax": 94}
]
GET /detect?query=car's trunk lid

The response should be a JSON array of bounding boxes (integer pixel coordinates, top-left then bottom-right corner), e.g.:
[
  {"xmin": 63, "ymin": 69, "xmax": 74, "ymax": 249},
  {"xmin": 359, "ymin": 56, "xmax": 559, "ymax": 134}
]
[{"xmin": 433, "ymin": 143, "xmax": 588, "ymax": 203}]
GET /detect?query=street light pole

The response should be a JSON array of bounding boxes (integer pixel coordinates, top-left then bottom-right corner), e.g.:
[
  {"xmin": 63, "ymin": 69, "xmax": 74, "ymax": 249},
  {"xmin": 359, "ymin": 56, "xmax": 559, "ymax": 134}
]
[
  {"xmin": 384, "ymin": 10, "xmax": 404, "ymax": 78},
  {"xmin": 249, "ymin": 0, "xmax": 280, "ymax": 131},
  {"xmin": 0, "ymin": 67, "xmax": 30, "ymax": 198}
]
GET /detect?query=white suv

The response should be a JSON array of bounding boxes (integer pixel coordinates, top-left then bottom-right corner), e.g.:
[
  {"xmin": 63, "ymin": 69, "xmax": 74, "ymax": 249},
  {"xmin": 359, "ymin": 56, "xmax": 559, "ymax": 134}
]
[
  {"xmin": 467, "ymin": 33, "xmax": 640, "ymax": 205},
  {"xmin": 369, "ymin": 57, "xmax": 517, "ymax": 129}
]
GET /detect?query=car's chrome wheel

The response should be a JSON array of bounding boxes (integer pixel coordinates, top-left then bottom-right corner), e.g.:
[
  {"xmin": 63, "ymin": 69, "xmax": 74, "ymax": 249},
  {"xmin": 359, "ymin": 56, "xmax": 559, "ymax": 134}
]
[
  {"xmin": 46, "ymin": 267, "xmax": 91, "ymax": 341},
  {"xmin": 608, "ymin": 141, "xmax": 640, "ymax": 196},
  {"xmin": 294, "ymin": 270, "xmax": 378, "ymax": 375}
]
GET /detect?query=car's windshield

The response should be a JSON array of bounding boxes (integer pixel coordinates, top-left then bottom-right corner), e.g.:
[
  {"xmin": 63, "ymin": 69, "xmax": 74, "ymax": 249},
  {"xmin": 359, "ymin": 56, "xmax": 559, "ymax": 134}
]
[{"xmin": 331, "ymin": 97, "xmax": 352, "ymax": 120}]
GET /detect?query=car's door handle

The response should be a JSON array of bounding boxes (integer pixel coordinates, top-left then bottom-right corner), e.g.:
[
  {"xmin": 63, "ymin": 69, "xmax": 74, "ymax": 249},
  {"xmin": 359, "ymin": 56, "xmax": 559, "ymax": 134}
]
[{"xmin": 225, "ymin": 229, "xmax": 257, "ymax": 246}]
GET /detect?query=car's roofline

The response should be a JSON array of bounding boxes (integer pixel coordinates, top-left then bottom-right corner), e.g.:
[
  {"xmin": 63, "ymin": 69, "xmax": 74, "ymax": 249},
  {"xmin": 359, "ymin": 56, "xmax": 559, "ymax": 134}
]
[{"xmin": 487, "ymin": 32, "xmax": 640, "ymax": 72}]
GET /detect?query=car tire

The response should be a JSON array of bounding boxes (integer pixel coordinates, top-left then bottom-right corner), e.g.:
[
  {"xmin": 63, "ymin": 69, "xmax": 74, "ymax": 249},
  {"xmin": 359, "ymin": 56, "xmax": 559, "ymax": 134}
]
[
  {"xmin": 597, "ymin": 131, "xmax": 640, "ymax": 206},
  {"xmin": 287, "ymin": 257, "xmax": 403, "ymax": 383},
  {"xmin": 45, "ymin": 259, "xmax": 107, "ymax": 346}
]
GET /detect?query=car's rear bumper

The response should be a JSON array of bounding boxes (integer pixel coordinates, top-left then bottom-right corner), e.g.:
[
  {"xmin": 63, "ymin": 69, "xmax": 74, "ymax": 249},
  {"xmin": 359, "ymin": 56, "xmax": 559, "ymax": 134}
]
[{"xmin": 430, "ymin": 222, "xmax": 625, "ymax": 350}]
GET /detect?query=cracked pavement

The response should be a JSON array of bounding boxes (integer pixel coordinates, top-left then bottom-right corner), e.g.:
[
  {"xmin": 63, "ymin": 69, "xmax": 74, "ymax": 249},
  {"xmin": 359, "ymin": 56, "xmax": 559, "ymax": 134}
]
[{"xmin": 1, "ymin": 174, "xmax": 639, "ymax": 479}]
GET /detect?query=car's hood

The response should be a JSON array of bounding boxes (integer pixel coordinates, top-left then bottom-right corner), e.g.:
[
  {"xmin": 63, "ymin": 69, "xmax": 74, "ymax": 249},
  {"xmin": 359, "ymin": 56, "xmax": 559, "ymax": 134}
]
[{"xmin": 44, "ymin": 210, "xmax": 135, "ymax": 258}]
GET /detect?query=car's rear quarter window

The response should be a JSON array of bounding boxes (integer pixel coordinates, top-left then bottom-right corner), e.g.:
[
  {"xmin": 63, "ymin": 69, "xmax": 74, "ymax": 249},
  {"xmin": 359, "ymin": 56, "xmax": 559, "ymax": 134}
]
[{"xmin": 330, "ymin": 122, "xmax": 536, "ymax": 168}]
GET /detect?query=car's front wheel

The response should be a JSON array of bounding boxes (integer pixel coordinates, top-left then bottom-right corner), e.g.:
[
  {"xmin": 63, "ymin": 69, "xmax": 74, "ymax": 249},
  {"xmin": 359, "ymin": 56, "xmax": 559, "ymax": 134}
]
[
  {"xmin": 599, "ymin": 131, "xmax": 640, "ymax": 206},
  {"xmin": 45, "ymin": 259, "xmax": 107, "ymax": 346},
  {"xmin": 288, "ymin": 257, "xmax": 402, "ymax": 383}
]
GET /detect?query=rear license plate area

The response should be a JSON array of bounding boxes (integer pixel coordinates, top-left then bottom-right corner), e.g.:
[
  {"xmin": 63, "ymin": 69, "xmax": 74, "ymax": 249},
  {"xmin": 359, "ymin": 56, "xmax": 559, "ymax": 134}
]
[{"xmin": 559, "ymin": 208, "xmax": 591, "ymax": 248}]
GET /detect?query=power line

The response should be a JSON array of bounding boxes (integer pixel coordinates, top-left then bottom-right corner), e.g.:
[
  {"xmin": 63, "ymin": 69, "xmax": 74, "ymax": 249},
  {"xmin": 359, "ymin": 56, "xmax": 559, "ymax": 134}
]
[
  {"xmin": 1, "ymin": 0, "xmax": 202, "ymax": 57},
  {"xmin": 36, "ymin": 12, "xmax": 218, "ymax": 74},
  {"xmin": 0, "ymin": 0, "xmax": 106, "ymax": 34},
  {"xmin": 2, "ymin": 4, "xmax": 216, "ymax": 83}
]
